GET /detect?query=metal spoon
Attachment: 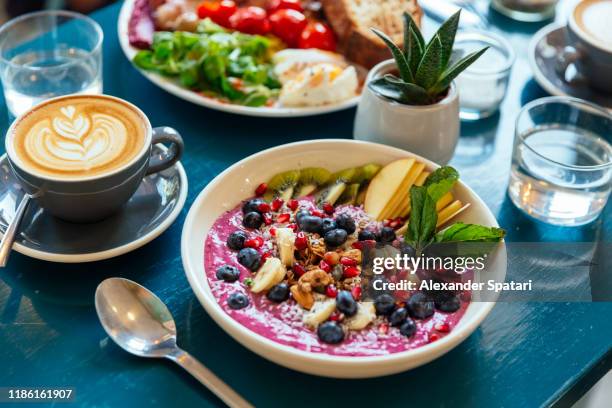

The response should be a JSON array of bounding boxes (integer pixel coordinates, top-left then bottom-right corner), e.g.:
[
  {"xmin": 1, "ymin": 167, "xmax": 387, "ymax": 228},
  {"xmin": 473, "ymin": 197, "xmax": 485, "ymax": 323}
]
[
  {"xmin": 0, "ymin": 193, "xmax": 32, "ymax": 267},
  {"xmin": 95, "ymin": 278, "xmax": 253, "ymax": 408}
]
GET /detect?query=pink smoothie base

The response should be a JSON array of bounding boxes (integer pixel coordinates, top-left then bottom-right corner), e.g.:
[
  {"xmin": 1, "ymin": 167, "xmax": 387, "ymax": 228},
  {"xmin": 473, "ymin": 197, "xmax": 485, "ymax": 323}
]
[{"xmin": 204, "ymin": 202, "xmax": 469, "ymax": 357}]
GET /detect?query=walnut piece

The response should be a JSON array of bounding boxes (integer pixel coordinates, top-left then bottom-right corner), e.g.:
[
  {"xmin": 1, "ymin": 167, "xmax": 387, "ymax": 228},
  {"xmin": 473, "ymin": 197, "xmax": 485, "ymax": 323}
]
[
  {"xmin": 291, "ymin": 284, "xmax": 314, "ymax": 310},
  {"xmin": 298, "ymin": 269, "xmax": 333, "ymax": 293}
]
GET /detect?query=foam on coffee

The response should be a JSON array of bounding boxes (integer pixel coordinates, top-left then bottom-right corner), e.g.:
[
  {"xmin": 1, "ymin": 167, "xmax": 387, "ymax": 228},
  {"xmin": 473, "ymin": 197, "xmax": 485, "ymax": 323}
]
[
  {"xmin": 9, "ymin": 95, "xmax": 147, "ymax": 179},
  {"xmin": 574, "ymin": 0, "xmax": 612, "ymax": 47}
]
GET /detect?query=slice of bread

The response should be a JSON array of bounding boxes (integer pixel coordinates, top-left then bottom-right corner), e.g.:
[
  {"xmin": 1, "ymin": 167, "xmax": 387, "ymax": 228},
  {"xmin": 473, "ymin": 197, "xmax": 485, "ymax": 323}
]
[{"xmin": 321, "ymin": 0, "xmax": 423, "ymax": 69}]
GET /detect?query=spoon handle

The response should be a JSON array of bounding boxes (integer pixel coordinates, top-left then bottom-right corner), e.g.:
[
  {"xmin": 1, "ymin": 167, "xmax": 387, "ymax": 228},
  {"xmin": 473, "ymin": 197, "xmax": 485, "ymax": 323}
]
[
  {"xmin": 0, "ymin": 194, "xmax": 31, "ymax": 267},
  {"xmin": 168, "ymin": 348, "xmax": 254, "ymax": 408}
]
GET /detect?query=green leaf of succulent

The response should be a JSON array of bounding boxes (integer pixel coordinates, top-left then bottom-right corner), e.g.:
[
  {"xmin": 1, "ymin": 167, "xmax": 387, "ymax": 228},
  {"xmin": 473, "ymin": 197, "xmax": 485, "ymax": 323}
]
[
  {"xmin": 368, "ymin": 77, "xmax": 405, "ymax": 102},
  {"xmin": 431, "ymin": 10, "xmax": 461, "ymax": 71},
  {"xmin": 403, "ymin": 12, "xmax": 425, "ymax": 73},
  {"xmin": 371, "ymin": 28, "xmax": 414, "ymax": 83},
  {"xmin": 432, "ymin": 46, "xmax": 489, "ymax": 94},
  {"xmin": 383, "ymin": 74, "xmax": 429, "ymax": 104},
  {"xmin": 415, "ymin": 35, "xmax": 443, "ymax": 91}
]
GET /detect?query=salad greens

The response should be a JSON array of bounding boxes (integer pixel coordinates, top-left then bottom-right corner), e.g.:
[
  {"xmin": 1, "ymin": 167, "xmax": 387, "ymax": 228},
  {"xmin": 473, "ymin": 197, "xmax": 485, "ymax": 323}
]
[
  {"xmin": 133, "ymin": 19, "xmax": 282, "ymax": 107},
  {"xmin": 404, "ymin": 166, "xmax": 505, "ymax": 253}
]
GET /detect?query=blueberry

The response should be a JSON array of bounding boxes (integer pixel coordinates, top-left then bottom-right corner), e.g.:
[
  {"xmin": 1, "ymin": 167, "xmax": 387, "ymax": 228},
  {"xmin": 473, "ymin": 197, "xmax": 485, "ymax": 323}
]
[
  {"xmin": 399, "ymin": 318, "xmax": 417, "ymax": 337},
  {"xmin": 215, "ymin": 265, "xmax": 241, "ymax": 282},
  {"xmin": 374, "ymin": 293, "xmax": 396, "ymax": 316},
  {"xmin": 388, "ymin": 307, "xmax": 408, "ymax": 326},
  {"xmin": 435, "ymin": 294, "xmax": 461, "ymax": 313},
  {"xmin": 243, "ymin": 212, "xmax": 263, "ymax": 229},
  {"xmin": 336, "ymin": 290, "xmax": 357, "ymax": 317},
  {"xmin": 227, "ymin": 230, "xmax": 248, "ymax": 250},
  {"xmin": 407, "ymin": 292, "xmax": 435, "ymax": 319},
  {"xmin": 267, "ymin": 283, "xmax": 290, "ymax": 303},
  {"xmin": 324, "ymin": 229, "xmax": 348, "ymax": 247},
  {"xmin": 358, "ymin": 229, "xmax": 377, "ymax": 241},
  {"xmin": 227, "ymin": 292, "xmax": 249, "ymax": 309},
  {"xmin": 319, "ymin": 218, "xmax": 337, "ymax": 235},
  {"xmin": 400, "ymin": 242, "xmax": 417, "ymax": 258},
  {"xmin": 298, "ymin": 215, "xmax": 323, "ymax": 233},
  {"xmin": 377, "ymin": 226, "xmax": 397, "ymax": 243},
  {"xmin": 335, "ymin": 214, "xmax": 356, "ymax": 234},
  {"xmin": 237, "ymin": 248, "xmax": 261, "ymax": 271},
  {"xmin": 242, "ymin": 198, "xmax": 265, "ymax": 214},
  {"xmin": 296, "ymin": 210, "xmax": 310, "ymax": 223},
  {"xmin": 317, "ymin": 321, "xmax": 345, "ymax": 344}
]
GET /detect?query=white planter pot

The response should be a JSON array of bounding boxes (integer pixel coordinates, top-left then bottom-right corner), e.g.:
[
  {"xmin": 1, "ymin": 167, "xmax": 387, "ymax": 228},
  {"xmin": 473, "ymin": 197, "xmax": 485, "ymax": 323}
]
[{"xmin": 354, "ymin": 59, "xmax": 460, "ymax": 165}]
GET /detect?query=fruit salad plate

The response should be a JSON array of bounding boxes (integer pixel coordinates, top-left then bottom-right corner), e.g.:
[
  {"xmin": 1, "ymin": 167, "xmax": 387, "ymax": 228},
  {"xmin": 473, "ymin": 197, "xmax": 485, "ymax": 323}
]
[
  {"xmin": 117, "ymin": 0, "xmax": 363, "ymax": 117},
  {"xmin": 182, "ymin": 140, "xmax": 506, "ymax": 378}
]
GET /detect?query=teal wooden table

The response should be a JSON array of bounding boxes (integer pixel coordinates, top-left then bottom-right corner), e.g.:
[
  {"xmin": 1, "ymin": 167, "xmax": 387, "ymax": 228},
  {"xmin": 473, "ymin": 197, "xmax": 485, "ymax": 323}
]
[{"xmin": 0, "ymin": 2, "xmax": 610, "ymax": 407}]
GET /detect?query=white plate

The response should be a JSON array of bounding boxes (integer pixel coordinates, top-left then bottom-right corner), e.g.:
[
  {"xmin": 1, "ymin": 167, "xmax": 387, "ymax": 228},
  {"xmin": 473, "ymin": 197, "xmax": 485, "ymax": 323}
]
[
  {"xmin": 117, "ymin": 0, "xmax": 361, "ymax": 117},
  {"xmin": 181, "ymin": 139, "xmax": 507, "ymax": 378}
]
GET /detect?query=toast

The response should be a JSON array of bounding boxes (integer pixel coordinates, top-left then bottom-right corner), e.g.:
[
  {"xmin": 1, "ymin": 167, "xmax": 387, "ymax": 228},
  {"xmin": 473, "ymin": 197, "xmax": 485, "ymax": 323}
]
[{"xmin": 321, "ymin": 0, "xmax": 423, "ymax": 69}]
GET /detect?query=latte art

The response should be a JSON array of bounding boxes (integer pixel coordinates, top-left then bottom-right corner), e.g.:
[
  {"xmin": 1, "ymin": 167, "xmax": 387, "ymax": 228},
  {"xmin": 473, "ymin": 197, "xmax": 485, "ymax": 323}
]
[{"xmin": 10, "ymin": 96, "xmax": 147, "ymax": 179}]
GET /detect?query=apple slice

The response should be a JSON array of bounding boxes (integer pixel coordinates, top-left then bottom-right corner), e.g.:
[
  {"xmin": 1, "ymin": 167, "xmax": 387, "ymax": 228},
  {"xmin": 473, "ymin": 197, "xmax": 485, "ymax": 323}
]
[
  {"xmin": 364, "ymin": 158, "xmax": 415, "ymax": 219},
  {"xmin": 395, "ymin": 171, "xmax": 430, "ymax": 218},
  {"xmin": 378, "ymin": 162, "xmax": 426, "ymax": 220},
  {"xmin": 437, "ymin": 201, "xmax": 470, "ymax": 227}
]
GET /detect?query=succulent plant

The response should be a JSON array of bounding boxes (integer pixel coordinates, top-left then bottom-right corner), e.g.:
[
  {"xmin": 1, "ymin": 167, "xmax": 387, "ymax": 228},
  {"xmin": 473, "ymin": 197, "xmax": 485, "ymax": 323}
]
[{"xmin": 370, "ymin": 10, "xmax": 488, "ymax": 106}]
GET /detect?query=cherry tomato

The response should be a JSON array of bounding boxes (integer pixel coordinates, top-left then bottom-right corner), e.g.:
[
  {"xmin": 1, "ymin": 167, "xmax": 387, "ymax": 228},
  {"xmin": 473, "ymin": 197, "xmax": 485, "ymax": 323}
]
[
  {"xmin": 197, "ymin": 0, "xmax": 237, "ymax": 27},
  {"xmin": 229, "ymin": 6, "xmax": 270, "ymax": 35},
  {"xmin": 269, "ymin": 9, "xmax": 307, "ymax": 47},
  {"xmin": 298, "ymin": 21, "xmax": 336, "ymax": 51},
  {"xmin": 267, "ymin": 0, "xmax": 303, "ymax": 13}
]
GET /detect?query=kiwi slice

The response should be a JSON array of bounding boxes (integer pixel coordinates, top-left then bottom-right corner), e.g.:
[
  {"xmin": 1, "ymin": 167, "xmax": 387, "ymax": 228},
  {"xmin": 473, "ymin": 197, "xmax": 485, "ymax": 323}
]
[
  {"xmin": 263, "ymin": 170, "xmax": 300, "ymax": 201},
  {"xmin": 316, "ymin": 167, "xmax": 360, "ymax": 205},
  {"xmin": 295, "ymin": 167, "xmax": 331, "ymax": 197},
  {"xmin": 355, "ymin": 185, "xmax": 368, "ymax": 205},
  {"xmin": 338, "ymin": 183, "xmax": 360, "ymax": 205}
]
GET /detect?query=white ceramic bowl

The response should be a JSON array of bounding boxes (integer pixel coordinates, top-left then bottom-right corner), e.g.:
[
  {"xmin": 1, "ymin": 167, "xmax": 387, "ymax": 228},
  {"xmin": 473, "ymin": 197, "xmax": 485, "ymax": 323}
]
[{"xmin": 181, "ymin": 139, "xmax": 506, "ymax": 378}]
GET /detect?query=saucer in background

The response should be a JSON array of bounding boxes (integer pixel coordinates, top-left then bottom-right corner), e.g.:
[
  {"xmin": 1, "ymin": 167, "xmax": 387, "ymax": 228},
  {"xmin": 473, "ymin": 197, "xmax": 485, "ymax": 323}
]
[
  {"xmin": 0, "ymin": 145, "xmax": 188, "ymax": 263},
  {"xmin": 529, "ymin": 23, "xmax": 612, "ymax": 111}
]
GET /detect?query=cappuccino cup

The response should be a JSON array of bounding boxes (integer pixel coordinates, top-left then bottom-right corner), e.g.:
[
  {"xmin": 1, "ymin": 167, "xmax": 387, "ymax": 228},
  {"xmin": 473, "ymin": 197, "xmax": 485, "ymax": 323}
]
[
  {"xmin": 5, "ymin": 94, "xmax": 184, "ymax": 222},
  {"xmin": 558, "ymin": 0, "xmax": 612, "ymax": 93}
]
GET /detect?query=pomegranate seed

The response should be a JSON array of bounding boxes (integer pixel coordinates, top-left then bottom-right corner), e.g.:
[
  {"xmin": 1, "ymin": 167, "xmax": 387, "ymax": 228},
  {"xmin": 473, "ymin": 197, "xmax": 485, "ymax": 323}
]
[
  {"xmin": 311, "ymin": 209, "xmax": 325, "ymax": 218},
  {"xmin": 244, "ymin": 237, "xmax": 263, "ymax": 249},
  {"xmin": 287, "ymin": 223, "xmax": 298, "ymax": 232},
  {"xmin": 271, "ymin": 198, "xmax": 284, "ymax": 211},
  {"xmin": 429, "ymin": 333, "xmax": 440, "ymax": 343},
  {"xmin": 329, "ymin": 311, "xmax": 341, "ymax": 321},
  {"xmin": 383, "ymin": 219, "xmax": 391, "ymax": 227},
  {"xmin": 389, "ymin": 219, "xmax": 399, "ymax": 229},
  {"xmin": 322, "ymin": 202, "xmax": 334, "ymax": 215},
  {"xmin": 325, "ymin": 284, "xmax": 338, "ymax": 298},
  {"xmin": 261, "ymin": 251, "xmax": 272, "ymax": 262},
  {"xmin": 340, "ymin": 256, "xmax": 357, "ymax": 267},
  {"xmin": 263, "ymin": 213, "xmax": 273, "ymax": 225},
  {"xmin": 269, "ymin": 227, "xmax": 276, "ymax": 237},
  {"xmin": 351, "ymin": 286, "xmax": 362, "ymax": 300},
  {"xmin": 294, "ymin": 232, "xmax": 308, "ymax": 250},
  {"xmin": 287, "ymin": 199, "xmax": 298, "ymax": 211},
  {"xmin": 293, "ymin": 262, "xmax": 306, "ymax": 277},
  {"xmin": 343, "ymin": 266, "xmax": 360, "ymax": 278},
  {"xmin": 379, "ymin": 323, "xmax": 389, "ymax": 334},
  {"xmin": 434, "ymin": 323, "xmax": 450, "ymax": 333},
  {"xmin": 258, "ymin": 202, "xmax": 271, "ymax": 213},
  {"xmin": 351, "ymin": 239, "xmax": 376, "ymax": 250},
  {"xmin": 255, "ymin": 183, "xmax": 267, "ymax": 196},
  {"xmin": 323, "ymin": 251, "xmax": 339, "ymax": 265},
  {"xmin": 277, "ymin": 213, "xmax": 290, "ymax": 223},
  {"xmin": 319, "ymin": 260, "xmax": 331, "ymax": 272}
]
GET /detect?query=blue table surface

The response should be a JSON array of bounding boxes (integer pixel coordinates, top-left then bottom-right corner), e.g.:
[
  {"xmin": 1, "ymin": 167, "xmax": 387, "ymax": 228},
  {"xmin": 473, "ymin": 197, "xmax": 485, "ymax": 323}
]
[{"xmin": 0, "ymin": 1, "xmax": 610, "ymax": 407}]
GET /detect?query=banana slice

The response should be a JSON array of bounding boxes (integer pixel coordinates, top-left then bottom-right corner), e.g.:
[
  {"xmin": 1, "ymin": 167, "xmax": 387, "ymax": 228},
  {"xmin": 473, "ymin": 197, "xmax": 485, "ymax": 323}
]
[
  {"xmin": 275, "ymin": 228, "xmax": 295, "ymax": 267},
  {"xmin": 303, "ymin": 299, "xmax": 336, "ymax": 328},
  {"xmin": 345, "ymin": 302, "xmax": 376, "ymax": 330},
  {"xmin": 250, "ymin": 257, "xmax": 286, "ymax": 293}
]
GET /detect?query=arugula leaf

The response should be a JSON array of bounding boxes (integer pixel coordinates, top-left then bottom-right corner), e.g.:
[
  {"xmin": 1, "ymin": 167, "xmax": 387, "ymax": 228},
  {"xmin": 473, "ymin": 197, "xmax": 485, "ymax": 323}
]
[
  {"xmin": 434, "ymin": 222, "xmax": 505, "ymax": 243},
  {"xmin": 424, "ymin": 166, "xmax": 459, "ymax": 202},
  {"xmin": 404, "ymin": 186, "xmax": 437, "ymax": 252}
]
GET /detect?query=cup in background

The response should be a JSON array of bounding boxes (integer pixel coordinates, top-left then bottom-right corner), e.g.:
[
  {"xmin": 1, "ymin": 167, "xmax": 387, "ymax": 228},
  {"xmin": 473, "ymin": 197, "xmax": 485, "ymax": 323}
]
[
  {"xmin": 0, "ymin": 11, "xmax": 103, "ymax": 118},
  {"xmin": 491, "ymin": 0, "xmax": 559, "ymax": 22},
  {"xmin": 508, "ymin": 96, "xmax": 612, "ymax": 226},
  {"xmin": 5, "ymin": 94, "xmax": 184, "ymax": 223},
  {"xmin": 557, "ymin": 0, "xmax": 612, "ymax": 94}
]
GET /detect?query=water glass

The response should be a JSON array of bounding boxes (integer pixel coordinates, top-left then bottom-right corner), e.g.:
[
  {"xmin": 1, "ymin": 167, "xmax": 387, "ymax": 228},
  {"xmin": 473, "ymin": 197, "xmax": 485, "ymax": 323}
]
[
  {"xmin": 453, "ymin": 30, "xmax": 514, "ymax": 121},
  {"xmin": 0, "ymin": 11, "xmax": 103, "ymax": 118},
  {"xmin": 508, "ymin": 97, "xmax": 612, "ymax": 226},
  {"xmin": 491, "ymin": 0, "xmax": 559, "ymax": 22}
]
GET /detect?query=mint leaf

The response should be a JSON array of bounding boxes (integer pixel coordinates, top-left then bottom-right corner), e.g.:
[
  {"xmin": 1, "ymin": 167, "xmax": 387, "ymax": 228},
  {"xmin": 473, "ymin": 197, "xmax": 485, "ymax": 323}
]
[
  {"xmin": 424, "ymin": 166, "xmax": 459, "ymax": 202},
  {"xmin": 405, "ymin": 185, "xmax": 437, "ymax": 252},
  {"xmin": 434, "ymin": 222, "xmax": 505, "ymax": 243}
]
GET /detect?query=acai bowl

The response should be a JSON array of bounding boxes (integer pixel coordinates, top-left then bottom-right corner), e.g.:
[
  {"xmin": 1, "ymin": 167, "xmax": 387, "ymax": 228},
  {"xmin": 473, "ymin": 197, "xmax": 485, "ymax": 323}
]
[{"xmin": 181, "ymin": 140, "xmax": 506, "ymax": 378}]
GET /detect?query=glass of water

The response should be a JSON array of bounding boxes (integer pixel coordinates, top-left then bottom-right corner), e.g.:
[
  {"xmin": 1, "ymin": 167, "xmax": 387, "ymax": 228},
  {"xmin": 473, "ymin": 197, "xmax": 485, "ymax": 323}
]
[
  {"xmin": 0, "ymin": 10, "xmax": 103, "ymax": 118},
  {"xmin": 508, "ymin": 97, "xmax": 612, "ymax": 226}
]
